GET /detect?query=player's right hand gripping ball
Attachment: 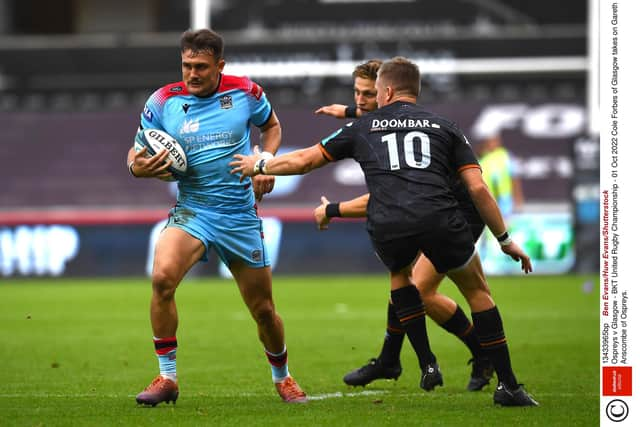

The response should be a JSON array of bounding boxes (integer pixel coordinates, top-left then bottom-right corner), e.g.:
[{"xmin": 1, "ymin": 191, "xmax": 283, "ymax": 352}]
[{"xmin": 134, "ymin": 129, "xmax": 188, "ymax": 179}]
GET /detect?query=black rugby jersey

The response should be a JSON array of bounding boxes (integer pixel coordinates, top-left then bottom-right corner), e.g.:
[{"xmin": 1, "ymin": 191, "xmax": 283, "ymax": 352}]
[
  {"xmin": 451, "ymin": 178, "xmax": 483, "ymax": 227},
  {"xmin": 319, "ymin": 101, "xmax": 480, "ymax": 240}
]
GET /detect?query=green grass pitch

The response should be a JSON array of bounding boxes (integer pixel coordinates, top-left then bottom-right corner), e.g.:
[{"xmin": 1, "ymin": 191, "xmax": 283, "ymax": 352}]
[{"xmin": 2, "ymin": 274, "xmax": 597, "ymax": 426}]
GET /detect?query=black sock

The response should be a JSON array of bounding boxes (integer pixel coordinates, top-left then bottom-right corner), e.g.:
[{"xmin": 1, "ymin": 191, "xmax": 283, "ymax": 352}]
[
  {"xmin": 440, "ymin": 305, "xmax": 483, "ymax": 360},
  {"xmin": 378, "ymin": 301, "xmax": 405, "ymax": 366},
  {"xmin": 472, "ymin": 306, "xmax": 518, "ymax": 389},
  {"xmin": 391, "ymin": 285, "xmax": 436, "ymax": 369}
]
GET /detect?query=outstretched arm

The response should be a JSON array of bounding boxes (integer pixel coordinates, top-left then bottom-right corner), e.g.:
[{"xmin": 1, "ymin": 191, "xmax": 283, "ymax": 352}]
[
  {"xmin": 314, "ymin": 104, "xmax": 348, "ymax": 118},
  {"xmin": 314, "ymin": 104, "xmax": 361, "ymax": 119},
  {"xmin": 230, "ymin": 143, "xmax": 328, "ymax": 181},
  {"xmin": 313, "ymin": 193, "xmax": 369, "ymax": 230},
  {"xmin": 459, "ymin": 167, "xmax": 532, "ymax": 274}
]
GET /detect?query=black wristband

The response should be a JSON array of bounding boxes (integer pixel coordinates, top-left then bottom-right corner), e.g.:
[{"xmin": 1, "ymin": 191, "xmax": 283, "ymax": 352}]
[
  {"xmin": 496, "ymin": 231, "xmax": 510, "ymax": 242},
  {"xmin": 345, "ymin": 105, "xmax": 358, "ymax": 118},
  {"xmin": 325, "ymin": 203, "xmax": 342, "ymax": 218},
  {"xmin": 258, "ymin": 159, "xmax": 267, "ymax": 174}
]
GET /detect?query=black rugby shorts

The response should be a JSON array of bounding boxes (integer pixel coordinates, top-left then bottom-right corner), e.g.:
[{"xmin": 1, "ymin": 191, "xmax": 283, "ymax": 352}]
[{"xmin": 371, "ymin": 211, "xmax": 476, "ymax": 274}]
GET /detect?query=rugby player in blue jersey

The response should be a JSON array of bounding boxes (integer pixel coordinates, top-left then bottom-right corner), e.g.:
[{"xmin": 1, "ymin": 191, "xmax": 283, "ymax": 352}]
[
  {"xmin": 231, "ymin": 57, "xmax": 538, "ymax": 407},
  {"xmin": 127, "ymin": 29, "xmax": 306, "ymax": 405}
]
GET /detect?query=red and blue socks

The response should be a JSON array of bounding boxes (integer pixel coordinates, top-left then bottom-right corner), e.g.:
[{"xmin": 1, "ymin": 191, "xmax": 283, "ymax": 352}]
[
  {"xmin": 265, "ymin": 345, "xmax": 289, "ymax": 382},
  {"xmin": 154, "ymin": 336, "xmax": 177, "ymax": 382}
]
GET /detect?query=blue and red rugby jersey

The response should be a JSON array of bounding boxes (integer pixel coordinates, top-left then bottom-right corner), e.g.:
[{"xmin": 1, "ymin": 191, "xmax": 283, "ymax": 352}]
[{"xmin": 139, "ymin": 74, "xmax": 272, "ymax": 211}]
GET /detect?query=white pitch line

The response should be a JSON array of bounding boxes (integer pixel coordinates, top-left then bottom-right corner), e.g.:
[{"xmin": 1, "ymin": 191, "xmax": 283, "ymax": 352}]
[{"xmin": 306, "ymin": 390, "xmax": 387, "ymax": 401}]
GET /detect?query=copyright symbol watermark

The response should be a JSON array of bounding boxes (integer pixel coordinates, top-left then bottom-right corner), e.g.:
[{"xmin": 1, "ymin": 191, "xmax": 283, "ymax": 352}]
[{"xmin": 606, "ymin": 399, "xmax": 629, "ymax": 422}]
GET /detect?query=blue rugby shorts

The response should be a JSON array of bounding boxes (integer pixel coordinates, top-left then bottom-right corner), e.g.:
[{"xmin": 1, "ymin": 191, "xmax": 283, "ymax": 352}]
[{"xmin": 166, "ymin": 203, "xmax": 270, "ymax": 268}]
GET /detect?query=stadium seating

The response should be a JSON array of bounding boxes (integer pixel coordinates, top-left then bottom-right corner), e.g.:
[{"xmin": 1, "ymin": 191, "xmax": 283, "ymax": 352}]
[{"xmin": 0, "ymin": 0, "xmax": 587, "ymax": 110}]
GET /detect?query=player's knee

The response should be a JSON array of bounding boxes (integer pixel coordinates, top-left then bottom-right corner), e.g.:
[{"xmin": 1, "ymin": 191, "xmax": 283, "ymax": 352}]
[
  {"xmin": 416, "ymin": 278, "xmax": 439, "ymax": 300},
  {"xmin": 250, "ymin": 300, "xmax": 277, "ymax": 325},
  {"xmin": 463, "ymin": 286, "xmax": 494, "ymax": 310},
  {"xmin": 467, "ymin": 286, "xmax": 490, "ymax": 300},
  {"xmin": 151, "ymin": 269, "xmax": 179, "ymax": 300},
  {"xmin": 420, "ymin": 289, "xmax": 438, "ymax": 305}
]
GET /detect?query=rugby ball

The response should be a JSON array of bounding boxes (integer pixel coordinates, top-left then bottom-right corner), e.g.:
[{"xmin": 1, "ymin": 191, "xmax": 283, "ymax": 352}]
[{"xmin": 134, "ymin": 129, "xmax": 188, "ymax": 176}]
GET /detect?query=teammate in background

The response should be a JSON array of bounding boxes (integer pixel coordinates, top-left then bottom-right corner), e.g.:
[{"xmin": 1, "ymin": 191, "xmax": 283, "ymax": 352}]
[
  {"xmin": 315, "ymin": 60, "xmax": 494, "ymax": 392},
  {"xmin": 476, "ymin": 133, "xmax": 524, "ymax": 216},
  {"xmin": 230, "ymin": 57, "xmax": 538, "ymax": 406},
  {"xmin": 475, "ymin": 133, "xmax": 524, "ymax": 270},
  {"xmin": 127, "ymin": 29, "xmax": 306, "ymax": 405}
]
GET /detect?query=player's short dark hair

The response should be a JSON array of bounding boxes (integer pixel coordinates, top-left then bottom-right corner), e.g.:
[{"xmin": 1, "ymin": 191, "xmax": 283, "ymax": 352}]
[
  {"xmin": 352, "ymin": 59, "xmax": 383, "ymax": 81},
  {"xmin": 180, "ymin": 29, "xmax": 224, "ymax": 60},
  {"xmin": 378, "ymin": 57, "xmax": 421, "ymax": 97}
]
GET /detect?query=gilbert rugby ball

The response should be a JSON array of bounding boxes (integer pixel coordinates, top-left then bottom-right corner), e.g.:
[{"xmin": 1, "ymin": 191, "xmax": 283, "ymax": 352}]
[{"xmin": 134, "ymin": 128, "xmax": 188, "ymax": 176}]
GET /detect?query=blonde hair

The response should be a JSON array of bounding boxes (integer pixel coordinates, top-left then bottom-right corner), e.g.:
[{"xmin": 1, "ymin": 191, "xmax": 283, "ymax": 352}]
[{"xmin": 352, "ymin": 59, "xmax": 383, "ymax": 81}]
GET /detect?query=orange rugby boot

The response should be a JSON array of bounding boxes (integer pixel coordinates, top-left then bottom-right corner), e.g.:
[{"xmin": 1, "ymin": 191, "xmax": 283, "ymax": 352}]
[
  {"xmin": 275, "ymin": 376, "xmax": 307, "ymax": 403},
  {"xmin": 136, "ymin": 375, "xmax": 179, "ymax": 406}
]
